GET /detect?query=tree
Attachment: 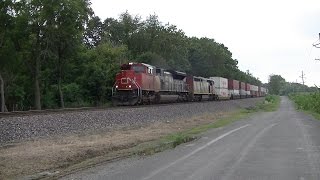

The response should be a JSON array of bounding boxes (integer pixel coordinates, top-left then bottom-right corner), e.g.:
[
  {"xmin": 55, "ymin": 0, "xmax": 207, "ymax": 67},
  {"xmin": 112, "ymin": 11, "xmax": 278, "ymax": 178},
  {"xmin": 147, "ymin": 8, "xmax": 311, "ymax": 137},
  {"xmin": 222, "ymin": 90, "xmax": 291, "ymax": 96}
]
[
  {"xmin": 0, "ymin": 0, "xmax": 16, "ymax": 112},
  {"xmin": 43, "ymin": 0, "xmax": 92, "ymax": 108},
  {"xmin": 81, "ymin": 42, "xmax": 128, "ymax": 104},
  {"xmin": 268, "ymin": 74, "xmax": 286, "ymax": 95},
  {"xmin": 13, "ymin": 0, "xmax": 48, "ymax": 110},
  {"xmin": 84, "ymin": 16, "xmax": 103, "ymax": 48}
]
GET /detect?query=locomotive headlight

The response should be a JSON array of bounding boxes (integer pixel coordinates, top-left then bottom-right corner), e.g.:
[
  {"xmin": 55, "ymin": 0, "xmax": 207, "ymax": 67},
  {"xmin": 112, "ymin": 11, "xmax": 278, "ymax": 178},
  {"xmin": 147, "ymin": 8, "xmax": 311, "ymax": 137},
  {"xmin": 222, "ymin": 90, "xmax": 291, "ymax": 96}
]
[
  {"xmin": 128, "ymin": 85, "xmax": 132, "ymax": 88},
  {"xmin": 115, "ymin": 85, "xmax": 118, "ymax": 88}
]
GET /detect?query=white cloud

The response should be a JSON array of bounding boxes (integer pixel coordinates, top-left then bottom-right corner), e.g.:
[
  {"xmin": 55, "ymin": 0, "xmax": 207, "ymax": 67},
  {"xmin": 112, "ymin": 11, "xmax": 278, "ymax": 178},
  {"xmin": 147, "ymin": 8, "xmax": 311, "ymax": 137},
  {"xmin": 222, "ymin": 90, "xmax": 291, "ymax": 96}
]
[{"xmin": 91, "ymin": 0, "xmax": 320, "ymax": 86}]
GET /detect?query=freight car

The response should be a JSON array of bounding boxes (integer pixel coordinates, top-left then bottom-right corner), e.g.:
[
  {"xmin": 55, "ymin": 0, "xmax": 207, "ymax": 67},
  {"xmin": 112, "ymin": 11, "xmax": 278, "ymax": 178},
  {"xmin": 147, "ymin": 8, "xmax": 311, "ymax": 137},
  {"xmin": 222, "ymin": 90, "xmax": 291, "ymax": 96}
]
[
  {"xmin": 250, "ymin": 85, "xmax": 259, "ymax": 97},
  {"xmin": 112, "ymin": 62, "xmax": 267, "ymax": 105},
  {"xmin": 209, "ymin": 77, "xmax": 230, "ymax": 100},
  {"xmin": 228, "ymin": 79, "xmax": 240, "ymax": 99},
  {"xmin": 239, "ymin": 82, "xmax": 246, "ymax": 99}
]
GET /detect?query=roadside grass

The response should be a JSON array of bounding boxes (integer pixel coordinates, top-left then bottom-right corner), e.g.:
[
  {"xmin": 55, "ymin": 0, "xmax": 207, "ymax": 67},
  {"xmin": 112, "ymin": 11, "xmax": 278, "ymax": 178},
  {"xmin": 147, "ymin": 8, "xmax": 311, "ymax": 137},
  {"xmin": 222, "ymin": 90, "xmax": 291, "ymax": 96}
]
[
  {"xmin": 289, "ymin": 92, "xmax": 320, "ymax": 120},
  {"xmin": 252, "ymin": 95, "xmax": 280, "ymax": 112}
]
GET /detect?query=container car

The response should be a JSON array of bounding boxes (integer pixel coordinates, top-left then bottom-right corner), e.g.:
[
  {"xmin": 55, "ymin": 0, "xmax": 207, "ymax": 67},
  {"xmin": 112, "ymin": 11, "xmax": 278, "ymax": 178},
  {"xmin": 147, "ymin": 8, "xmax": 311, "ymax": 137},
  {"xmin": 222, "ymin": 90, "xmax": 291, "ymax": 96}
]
[
  {"xmin": 239, "ymin": 82, "xmax": 246, "ymax": 98},
  {"xmin": 260, "ymin": 87, "xmax": 267, "ymax": 97},
  {"xmin": 209, "ymin": 77, "xmax": 230, "ymax": 100},
  {"xmin": 245, "ymin": 83, "xmax": 251, "ymax": 98},
  {"xmin": 250, "ymin": 85, "xmax": 259, "ymax": 97},
  {"xmin": 228, "ymin": 79, "xmax": 240, "ymax": 99}
]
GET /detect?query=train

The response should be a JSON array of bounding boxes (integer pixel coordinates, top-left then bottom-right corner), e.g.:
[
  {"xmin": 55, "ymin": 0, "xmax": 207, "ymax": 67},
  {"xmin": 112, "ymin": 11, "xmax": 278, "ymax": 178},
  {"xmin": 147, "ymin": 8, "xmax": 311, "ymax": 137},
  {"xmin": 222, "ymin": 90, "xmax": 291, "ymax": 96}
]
[{"xmin": 111, "ymin": 62, "xmax": 267, "ymax": 106}]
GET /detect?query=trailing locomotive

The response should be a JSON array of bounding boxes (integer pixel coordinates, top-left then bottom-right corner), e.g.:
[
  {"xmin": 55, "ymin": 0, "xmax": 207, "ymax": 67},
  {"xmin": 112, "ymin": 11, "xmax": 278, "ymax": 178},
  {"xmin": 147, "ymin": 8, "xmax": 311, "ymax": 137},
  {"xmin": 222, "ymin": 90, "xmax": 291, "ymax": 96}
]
[{"xmin": 112, "ymin": 62, "xmax": 266, "ymax": 105}]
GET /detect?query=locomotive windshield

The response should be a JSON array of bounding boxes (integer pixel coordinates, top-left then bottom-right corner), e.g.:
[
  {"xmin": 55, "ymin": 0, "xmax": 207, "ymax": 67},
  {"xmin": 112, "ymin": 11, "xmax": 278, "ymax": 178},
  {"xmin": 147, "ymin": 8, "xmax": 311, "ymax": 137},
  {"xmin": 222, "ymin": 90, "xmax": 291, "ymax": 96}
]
[
  {"xmin": 120, "ymin": 64, "xmax": 145, "ymax": 73},
  {"xmin": 132, "ymin": 65, "xmax": 145, "ymax": 73}
]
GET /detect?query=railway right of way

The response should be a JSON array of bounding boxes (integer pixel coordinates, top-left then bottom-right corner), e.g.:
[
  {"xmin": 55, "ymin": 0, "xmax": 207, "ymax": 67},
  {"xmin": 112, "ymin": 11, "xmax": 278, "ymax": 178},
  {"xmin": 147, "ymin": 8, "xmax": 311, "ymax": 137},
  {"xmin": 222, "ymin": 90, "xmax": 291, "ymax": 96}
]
[{"xmin": 0, "ymin": 98, "xmax": 263, "ymax": 145}]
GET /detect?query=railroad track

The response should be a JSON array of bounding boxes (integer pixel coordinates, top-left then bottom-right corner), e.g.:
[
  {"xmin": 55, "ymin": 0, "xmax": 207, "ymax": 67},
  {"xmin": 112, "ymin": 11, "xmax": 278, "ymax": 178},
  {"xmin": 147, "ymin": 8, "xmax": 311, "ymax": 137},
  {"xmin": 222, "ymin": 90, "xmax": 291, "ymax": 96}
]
[
  {"xmin": 0, "ymin": 98, "xmax": 263, "ymax": 118},
  {"xmin": 0, "ymin": 97, "xmax": 264, "ymax": 145}
]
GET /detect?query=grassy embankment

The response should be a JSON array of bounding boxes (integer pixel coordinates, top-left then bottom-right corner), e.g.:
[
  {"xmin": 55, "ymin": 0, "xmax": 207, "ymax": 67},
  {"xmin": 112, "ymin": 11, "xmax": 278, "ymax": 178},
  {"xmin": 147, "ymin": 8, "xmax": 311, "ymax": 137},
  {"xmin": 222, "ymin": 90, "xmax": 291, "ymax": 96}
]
[{"xmin": 289, "ymin": 92, "xmax": 320, "ymax": 120}]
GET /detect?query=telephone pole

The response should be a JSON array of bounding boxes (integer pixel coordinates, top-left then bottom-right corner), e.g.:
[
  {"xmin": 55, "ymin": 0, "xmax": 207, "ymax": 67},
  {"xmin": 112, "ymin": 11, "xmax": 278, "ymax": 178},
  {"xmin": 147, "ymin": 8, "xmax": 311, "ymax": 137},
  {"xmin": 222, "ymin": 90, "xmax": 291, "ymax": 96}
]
[{"xmin": 299, "ymin": 71, "xmax": 306, "ymax": 85}]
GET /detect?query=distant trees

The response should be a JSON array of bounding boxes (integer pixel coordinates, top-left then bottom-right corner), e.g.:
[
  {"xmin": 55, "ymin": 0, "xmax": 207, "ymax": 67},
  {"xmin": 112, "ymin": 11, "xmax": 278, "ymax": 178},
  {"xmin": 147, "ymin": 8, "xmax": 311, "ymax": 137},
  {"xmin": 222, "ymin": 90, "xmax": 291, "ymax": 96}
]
[
  {"xmin": 268, "ymin": 75, "xmax": 286, "ymax": 95},
  {"xmin": 0, "ymin": 1, "xmax": 263, "ymax": 111}
]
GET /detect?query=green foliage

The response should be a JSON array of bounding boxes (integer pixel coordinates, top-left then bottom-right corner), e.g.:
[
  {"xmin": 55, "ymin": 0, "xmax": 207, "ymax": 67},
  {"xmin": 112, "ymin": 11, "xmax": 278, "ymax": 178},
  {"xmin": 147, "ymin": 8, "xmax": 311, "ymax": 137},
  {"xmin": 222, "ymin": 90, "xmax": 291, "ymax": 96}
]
[
  {"xmin": 245, "ymin": 95, "xmax": 280, "ymax": 112},
  {"xmin": 280, "ymin": 82, "xmax": 316, "ymax": 95},
  {"xmin": 268, "ymin": 74, "xmax": 285, "ymax": 95},
  {"xmin": 80, "ymin": 42, "xmax": 128, "ymax": 105},
  {"xmin": 290, "ymin": 93, "xmax": 320, "ymax": 115}
]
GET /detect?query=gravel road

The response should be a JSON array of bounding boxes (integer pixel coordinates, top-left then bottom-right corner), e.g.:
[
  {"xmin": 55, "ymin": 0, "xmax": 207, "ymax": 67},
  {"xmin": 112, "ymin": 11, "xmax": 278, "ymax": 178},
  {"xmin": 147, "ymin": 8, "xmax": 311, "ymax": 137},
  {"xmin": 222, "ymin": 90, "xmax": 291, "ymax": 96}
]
[
  {"xmin": 0, "ymin": 98, "xmax": 263, "ymax": 145},
  {"xmin": 63, "ymin": 97, "xmax": 320, "ymax": 180}
]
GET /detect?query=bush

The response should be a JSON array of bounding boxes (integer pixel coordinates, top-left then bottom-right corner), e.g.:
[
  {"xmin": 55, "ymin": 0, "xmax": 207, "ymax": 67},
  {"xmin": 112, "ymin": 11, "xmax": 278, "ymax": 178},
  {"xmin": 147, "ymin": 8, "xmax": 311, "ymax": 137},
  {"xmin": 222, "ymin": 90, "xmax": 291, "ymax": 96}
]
[
  {"xmin": 63, "ymin": 83, "xmax": 90, "ymax": 107},
  {"xmin": 290, "ymin": 92, "xmax": 320, "ymax": 114},
  {"xmin": 265, "ymin": 95, "xmax": 277, "ymax": 103}
]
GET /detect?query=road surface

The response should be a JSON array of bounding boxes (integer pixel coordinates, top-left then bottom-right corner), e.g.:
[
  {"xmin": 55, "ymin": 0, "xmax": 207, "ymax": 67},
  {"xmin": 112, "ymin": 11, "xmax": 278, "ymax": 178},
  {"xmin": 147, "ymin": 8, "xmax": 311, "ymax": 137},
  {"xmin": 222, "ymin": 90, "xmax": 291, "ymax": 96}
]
[{"xmin": 63, "ymin": 97, "xmax": 320, "ymax": 180}]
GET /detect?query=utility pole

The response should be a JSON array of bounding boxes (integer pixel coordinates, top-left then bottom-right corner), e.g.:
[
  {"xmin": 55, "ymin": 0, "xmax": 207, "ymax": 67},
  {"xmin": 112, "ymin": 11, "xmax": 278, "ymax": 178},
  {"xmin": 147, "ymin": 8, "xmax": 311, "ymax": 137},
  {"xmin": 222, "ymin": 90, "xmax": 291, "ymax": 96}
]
[{"xmin": 299, "ymin": 71, "xmax": 306, "ymax": 85}]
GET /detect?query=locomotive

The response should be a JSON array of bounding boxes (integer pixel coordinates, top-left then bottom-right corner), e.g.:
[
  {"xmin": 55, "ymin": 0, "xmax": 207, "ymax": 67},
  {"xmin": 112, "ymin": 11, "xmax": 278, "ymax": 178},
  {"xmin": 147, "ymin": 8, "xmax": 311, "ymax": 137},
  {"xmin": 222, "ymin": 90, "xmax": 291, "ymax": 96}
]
[{"xmin": 112, "ymin": 62, "xmax": 266, "ymax": 106}]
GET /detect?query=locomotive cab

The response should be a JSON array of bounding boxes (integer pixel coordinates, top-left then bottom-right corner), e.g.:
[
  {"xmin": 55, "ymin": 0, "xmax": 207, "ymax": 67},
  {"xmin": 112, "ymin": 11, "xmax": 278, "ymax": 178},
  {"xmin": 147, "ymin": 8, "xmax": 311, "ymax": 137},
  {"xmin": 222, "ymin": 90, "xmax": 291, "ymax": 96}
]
[{"xmin": 112, "ymin": 63, "xmax": 157, "ymax": 105}]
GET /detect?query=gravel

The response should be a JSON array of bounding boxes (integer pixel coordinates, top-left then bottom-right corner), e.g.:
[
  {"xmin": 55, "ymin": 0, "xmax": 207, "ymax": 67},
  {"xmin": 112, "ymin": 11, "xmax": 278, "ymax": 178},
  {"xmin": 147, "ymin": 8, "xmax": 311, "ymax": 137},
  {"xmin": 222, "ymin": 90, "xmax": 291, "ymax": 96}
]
[{"xmin": 0, "ymin": 98, "xmax": 263, "ymax": 145}]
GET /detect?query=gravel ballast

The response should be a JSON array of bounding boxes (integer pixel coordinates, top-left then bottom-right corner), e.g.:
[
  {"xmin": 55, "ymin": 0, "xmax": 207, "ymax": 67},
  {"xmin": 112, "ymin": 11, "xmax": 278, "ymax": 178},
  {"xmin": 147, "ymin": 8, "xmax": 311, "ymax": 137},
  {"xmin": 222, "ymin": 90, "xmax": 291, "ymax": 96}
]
[{"xmin": 0, "ymin": 98, "xmax": 263, "ymax": 145}]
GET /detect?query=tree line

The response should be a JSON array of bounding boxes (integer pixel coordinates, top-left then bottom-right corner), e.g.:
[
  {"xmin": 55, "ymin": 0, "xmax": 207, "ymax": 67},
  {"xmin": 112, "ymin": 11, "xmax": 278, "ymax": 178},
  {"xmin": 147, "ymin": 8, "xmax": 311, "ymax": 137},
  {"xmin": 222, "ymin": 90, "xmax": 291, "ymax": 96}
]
[
  {"xmin": 267, "ymin": 74, "xmax": 318, "ymax": 95},
  {"xmin": 0, "ymin": 0, "xmax": 261, "ymax": 112}
]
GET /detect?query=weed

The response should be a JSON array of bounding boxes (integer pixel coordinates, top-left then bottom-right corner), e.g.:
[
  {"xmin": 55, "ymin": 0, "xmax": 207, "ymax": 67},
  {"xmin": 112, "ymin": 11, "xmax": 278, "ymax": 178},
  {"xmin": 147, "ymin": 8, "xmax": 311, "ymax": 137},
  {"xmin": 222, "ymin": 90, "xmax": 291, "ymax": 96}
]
[{"xmin": 289, "ymin": 92, "xmax": 320, "ymax": 120}]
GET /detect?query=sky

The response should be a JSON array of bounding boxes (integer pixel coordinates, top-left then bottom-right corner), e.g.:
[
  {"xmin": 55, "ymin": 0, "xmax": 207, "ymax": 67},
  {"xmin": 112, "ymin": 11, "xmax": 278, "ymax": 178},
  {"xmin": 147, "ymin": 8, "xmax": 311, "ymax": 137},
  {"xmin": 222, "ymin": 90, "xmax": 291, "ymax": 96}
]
[{"xmin": 90, "ymin": 0, "xmax": 320, "ymax": 86}]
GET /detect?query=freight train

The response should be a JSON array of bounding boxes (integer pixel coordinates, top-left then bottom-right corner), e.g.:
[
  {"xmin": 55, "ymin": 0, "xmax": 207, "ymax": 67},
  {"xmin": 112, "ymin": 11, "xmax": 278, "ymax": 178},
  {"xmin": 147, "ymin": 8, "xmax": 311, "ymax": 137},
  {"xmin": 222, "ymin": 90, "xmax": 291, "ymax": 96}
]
[{"xmin": 112, "ymin": 62, "xmax": 267, "ymax": 105}]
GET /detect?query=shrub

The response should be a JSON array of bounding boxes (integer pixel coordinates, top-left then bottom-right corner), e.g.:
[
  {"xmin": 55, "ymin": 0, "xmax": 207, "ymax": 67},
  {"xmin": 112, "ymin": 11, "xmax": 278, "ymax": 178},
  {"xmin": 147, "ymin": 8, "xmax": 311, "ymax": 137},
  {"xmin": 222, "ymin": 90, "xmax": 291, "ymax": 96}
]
[{"xmin": 290, "ymin": 92, "xmax": 320, "ymax": 114}]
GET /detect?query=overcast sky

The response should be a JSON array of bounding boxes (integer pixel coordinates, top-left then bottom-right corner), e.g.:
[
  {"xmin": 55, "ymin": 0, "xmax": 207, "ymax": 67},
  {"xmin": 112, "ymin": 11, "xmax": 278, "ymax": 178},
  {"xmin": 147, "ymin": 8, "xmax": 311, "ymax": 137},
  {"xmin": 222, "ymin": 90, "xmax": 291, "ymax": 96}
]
[{"xmin": 91, "ymin": 0, "xmax": 320, "ymax": 86}]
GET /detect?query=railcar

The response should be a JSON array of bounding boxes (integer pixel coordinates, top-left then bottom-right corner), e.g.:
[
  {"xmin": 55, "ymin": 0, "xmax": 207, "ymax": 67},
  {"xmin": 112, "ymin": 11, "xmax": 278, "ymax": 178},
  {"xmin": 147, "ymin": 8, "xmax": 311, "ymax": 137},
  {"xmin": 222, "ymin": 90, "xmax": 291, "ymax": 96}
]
[
  {"xmin": 245, "ymin": 83, "xmax": 251, "ymax": 98},
  {"xmin": 209, "ymin": 77, "xmax": 230, "ymax": 100},
  {"xmin": 186, "ymin": 76, "xmax": 216, "ymax": 101},
  {"xmin": 239, "ymin": 82, "xmax": 246, "ymax": 98},
  {"xmin": 250, "ymin": 85, "xmax": 259, "ymax": 97},
  {"xmin": 228, "ymin": 79, "xmax": 240, "ymax": 99}
]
